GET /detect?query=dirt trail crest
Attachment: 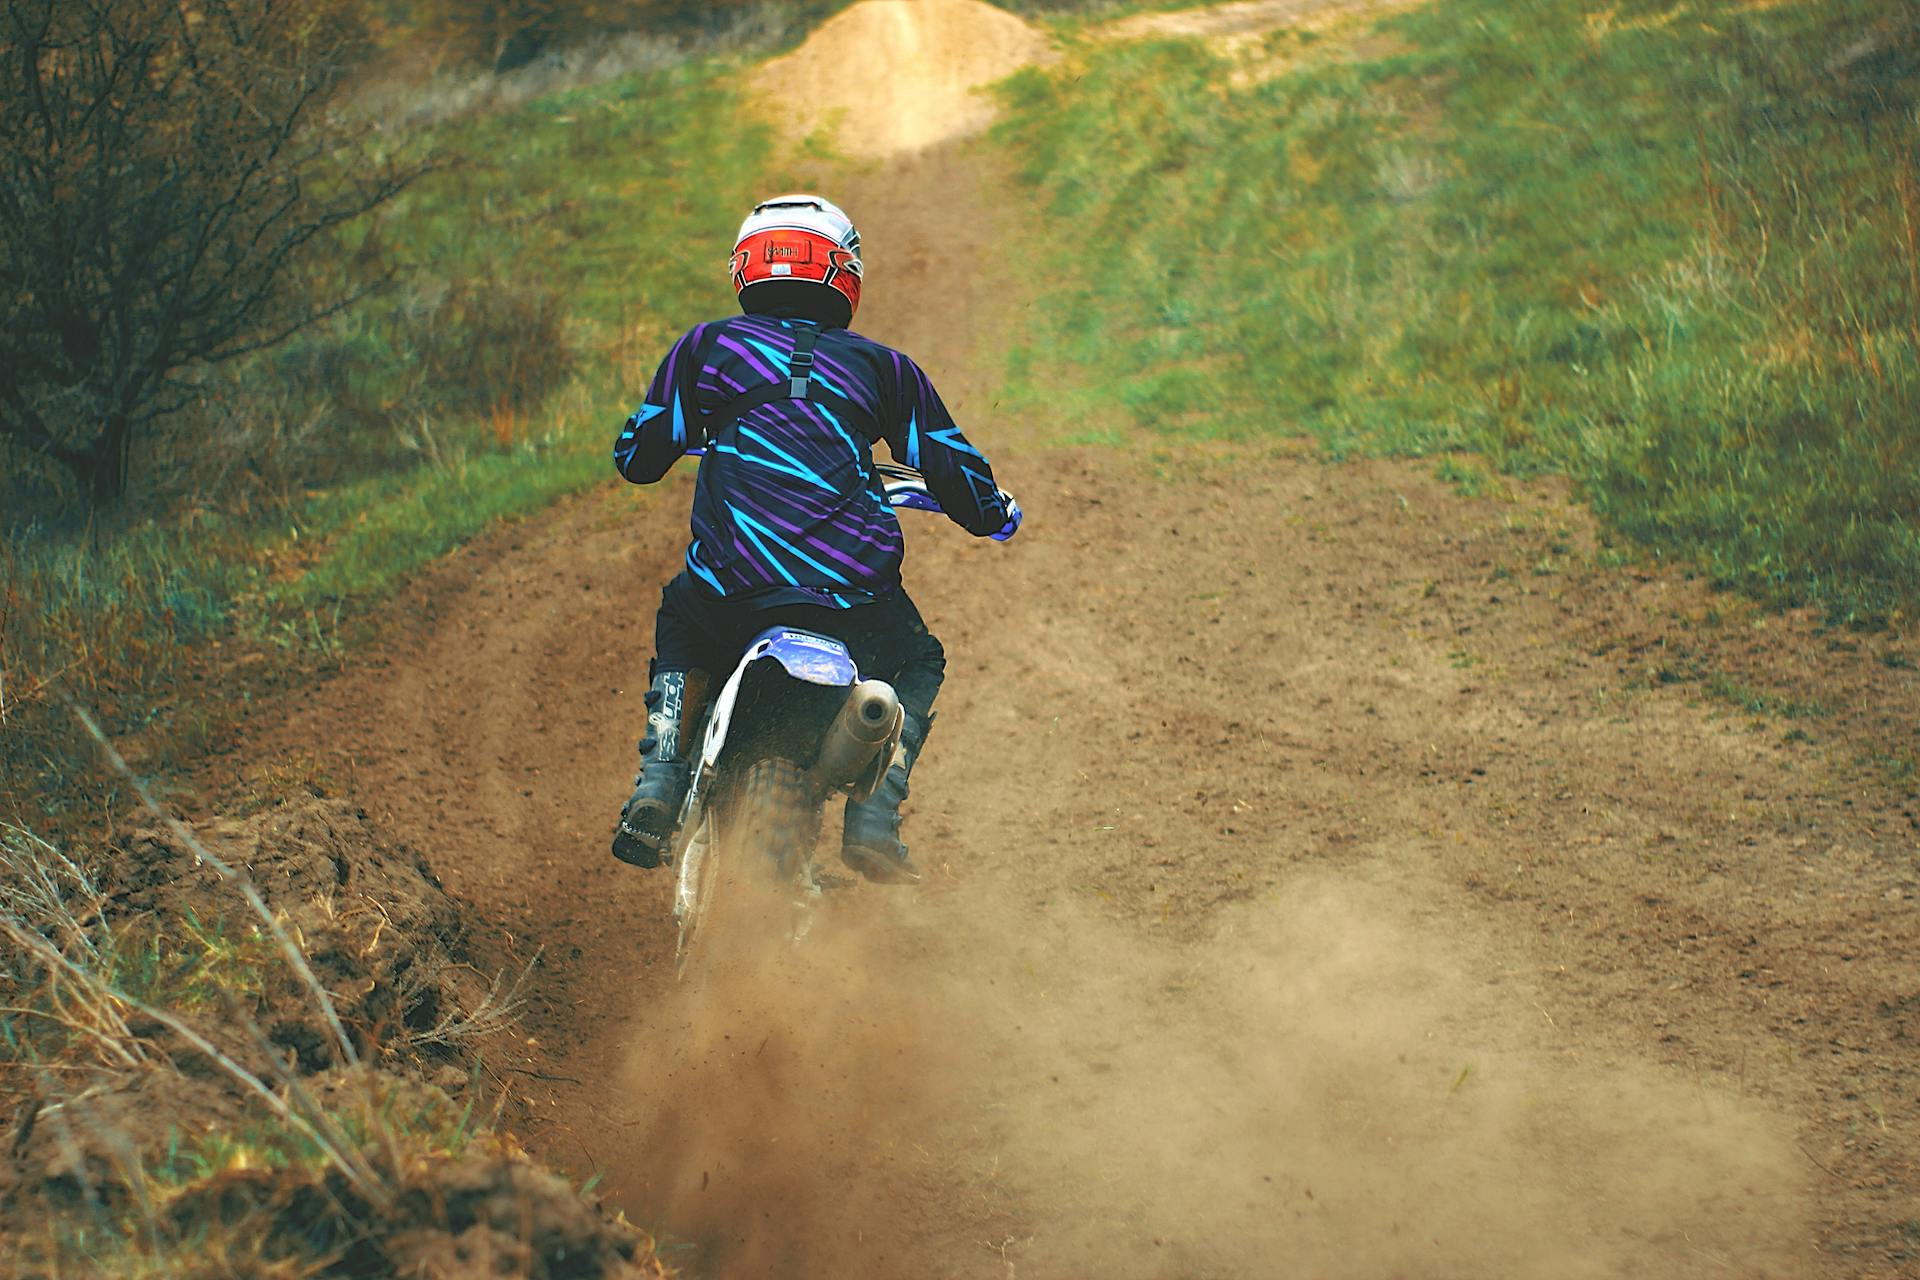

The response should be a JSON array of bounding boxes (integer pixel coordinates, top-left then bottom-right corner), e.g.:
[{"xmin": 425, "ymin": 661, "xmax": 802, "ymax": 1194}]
[
  {"xmin": 750, "ymin": 0, "xmax": 1051, "ymax": 159},
  {"xmin": 219, "ymin": 3, "xmax": 1920, "ymax": 1275}
]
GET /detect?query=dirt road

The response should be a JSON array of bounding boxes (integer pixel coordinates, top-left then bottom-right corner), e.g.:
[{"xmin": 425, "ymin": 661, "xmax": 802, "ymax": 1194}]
[{"xmin": 223, "ymin": 5, "xmax": 1920, "ymax": 1275}]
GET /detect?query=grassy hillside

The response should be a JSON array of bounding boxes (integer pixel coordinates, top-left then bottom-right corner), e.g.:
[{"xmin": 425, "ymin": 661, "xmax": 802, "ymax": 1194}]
[
  {"xmin": 995, "ymin": 0, "xmax": 1919, "ymax": 623},
  {"xmin": 3, "ymin": 48, "xmax": 793, "ymax": 1280},
  {"xmin": 3, "ymin": 59, "xmax": 803, "ymax": 822}
]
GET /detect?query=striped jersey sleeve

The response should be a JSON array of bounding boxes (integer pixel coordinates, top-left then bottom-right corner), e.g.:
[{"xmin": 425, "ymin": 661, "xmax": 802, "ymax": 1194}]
[
  {"xmin": 882, "ymin": 351, "xmax": 1009, "ymax": 539},
  {"xmin": 613, "ymin": 322, "xmax": 709, "ymax": 483}
]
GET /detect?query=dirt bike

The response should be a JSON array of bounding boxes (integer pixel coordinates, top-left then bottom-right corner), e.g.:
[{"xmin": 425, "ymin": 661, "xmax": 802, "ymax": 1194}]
[{"xmin": 665, "ymin": 461, "xmax": 1019, "ymax": 977}]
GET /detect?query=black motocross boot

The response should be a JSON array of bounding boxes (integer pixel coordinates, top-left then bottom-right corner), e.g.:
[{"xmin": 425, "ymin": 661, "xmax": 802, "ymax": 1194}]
[
  {"xmin": 612, "ymin": 669, "xmax": 711, "ymax": 867},
  {"xmin": 841, "ymin": 709, "xmax": 931, "ymax": 884}
]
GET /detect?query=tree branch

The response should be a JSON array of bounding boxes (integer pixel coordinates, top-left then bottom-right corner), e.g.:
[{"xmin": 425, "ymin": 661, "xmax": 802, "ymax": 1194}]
[{"xmin": 0, "ymin": 0, "xmax": 429, "ymax": 504}]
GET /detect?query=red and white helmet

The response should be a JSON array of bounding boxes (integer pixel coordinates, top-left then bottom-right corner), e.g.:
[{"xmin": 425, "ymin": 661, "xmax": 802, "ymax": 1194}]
[{"xmin": 730, "ymin": 194, "xmax": 863, "ymax": 321}]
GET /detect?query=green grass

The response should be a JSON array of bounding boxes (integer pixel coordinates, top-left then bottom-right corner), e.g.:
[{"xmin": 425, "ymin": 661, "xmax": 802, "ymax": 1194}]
[
  {"xmin": 0, "ymin": 29, "xmax": 797, "ymax": 1278},
  {"xmin": 1703, "ymin": 672, "xmax": 1827, "ymax": 721},
  {"xmin": 0, "ymin": 799, "xmax": 631, "ymax": 1277},
  {"xmin": 3, "ymin": 58, "xmax": 800, "ymax": 820},
  {"xmin": 994, "ymin": 0, "xmax": 1920, "ymax": 624},
  {"xmin": 390, "ymin": 63, "xmax": 773, "ymax": 336}
]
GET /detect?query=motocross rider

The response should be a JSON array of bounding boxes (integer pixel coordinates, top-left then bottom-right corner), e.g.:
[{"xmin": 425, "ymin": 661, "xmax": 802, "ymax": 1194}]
[{"xmin": 610, "ymin": 194, "xmax": 1017, "ymax": 884}]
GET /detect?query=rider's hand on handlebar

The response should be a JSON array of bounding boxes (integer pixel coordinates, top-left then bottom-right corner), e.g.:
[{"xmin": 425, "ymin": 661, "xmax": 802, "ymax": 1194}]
[{"xmin": 991, "ymin": 492, "xmax": 1022, "ymax": 542}]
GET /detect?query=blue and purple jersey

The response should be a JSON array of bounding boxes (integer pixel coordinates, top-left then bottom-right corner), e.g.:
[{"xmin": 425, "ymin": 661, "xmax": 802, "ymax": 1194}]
[{"xmin": 614, "ymin": 315, "xmax": 1008, "ymax": 609}]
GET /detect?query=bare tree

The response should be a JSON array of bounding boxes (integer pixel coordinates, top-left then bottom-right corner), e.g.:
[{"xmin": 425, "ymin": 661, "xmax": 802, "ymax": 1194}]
[{"xmin": 0, "ymin": 0, "xmax": 424, "ymax": 507}]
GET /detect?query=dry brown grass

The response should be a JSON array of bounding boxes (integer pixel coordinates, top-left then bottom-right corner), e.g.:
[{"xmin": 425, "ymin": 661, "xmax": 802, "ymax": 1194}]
[{"xmin": 0, "ymin": 705, "xmax": 661, "ymax": 1277}]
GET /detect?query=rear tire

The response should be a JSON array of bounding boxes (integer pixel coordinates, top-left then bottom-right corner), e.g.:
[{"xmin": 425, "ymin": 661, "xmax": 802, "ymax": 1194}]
[
  {"xmin": 675, "ymin": 757, "xmax": 821, "ymax": 982},
  {"xmin": 720, "ymin": 757, "xmax": 822, "ymax": 885}
]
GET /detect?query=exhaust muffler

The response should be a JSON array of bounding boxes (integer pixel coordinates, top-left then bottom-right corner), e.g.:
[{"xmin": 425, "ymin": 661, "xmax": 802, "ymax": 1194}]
[{"xmin": 813, "ymin": 679, "xmax": 902, "ymax": 792}]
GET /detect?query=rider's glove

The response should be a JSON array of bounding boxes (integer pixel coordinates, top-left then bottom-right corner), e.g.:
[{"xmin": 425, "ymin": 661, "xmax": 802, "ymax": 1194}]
[{"xmin": 990, "ymin": 492, "xmax": 1022, "ymax": 542}]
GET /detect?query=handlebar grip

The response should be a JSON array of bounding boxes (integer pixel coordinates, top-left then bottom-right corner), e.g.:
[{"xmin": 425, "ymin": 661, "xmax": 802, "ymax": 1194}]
[{"xmin": 990, "ymin": 494, "xmax": 1022, "ymax": 542}]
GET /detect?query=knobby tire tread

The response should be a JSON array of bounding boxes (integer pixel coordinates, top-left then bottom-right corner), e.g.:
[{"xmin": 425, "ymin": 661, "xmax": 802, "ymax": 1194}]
[{"xmin": 677, "ymin": 757, "xmax": 821, "ymax": 985}]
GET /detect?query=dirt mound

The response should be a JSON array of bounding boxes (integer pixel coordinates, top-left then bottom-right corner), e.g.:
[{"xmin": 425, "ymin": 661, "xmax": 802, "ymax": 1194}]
[
  {"xmin": 115, "ymin": 798, "xmax": 475, "ymax": 1067},
  {"xmin": 750, "ymin": 0, "xmax": 1051, "ymax": 158},
  {"xmin": 6, "ymin": 1115, "xmax": 662, "ymax": 1279},
  {"xmin": 1, "ymin": 798, "xmax": 665, "ymax": 1277},
  {"xmin": 384, "ymin": 1148, "xmax": 667, "ymax": 1280}
]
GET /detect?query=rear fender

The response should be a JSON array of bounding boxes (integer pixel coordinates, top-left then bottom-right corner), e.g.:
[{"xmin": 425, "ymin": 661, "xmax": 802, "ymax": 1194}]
[{"xmin": 694, "ymin": 628, "xmax": 858, "ymax": 778}]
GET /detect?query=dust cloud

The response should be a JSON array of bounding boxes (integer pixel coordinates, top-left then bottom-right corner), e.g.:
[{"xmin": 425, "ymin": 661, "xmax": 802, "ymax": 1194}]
[{"xmin": 606, "ymin": 864, "xmax": 1811, "ymax": 1279}]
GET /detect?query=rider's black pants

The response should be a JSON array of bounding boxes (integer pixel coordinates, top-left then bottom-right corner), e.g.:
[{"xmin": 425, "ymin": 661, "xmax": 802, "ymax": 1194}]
[{"xmin": 650, "ymin": 571, "xmax": 945, "ymax": 717}]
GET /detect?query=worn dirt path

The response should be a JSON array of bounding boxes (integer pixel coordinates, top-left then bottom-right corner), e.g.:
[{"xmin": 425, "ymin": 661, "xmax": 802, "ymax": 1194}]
[{"xmin": 217, "ymin": 5, "xmax": 1920, "ymax": 1276}]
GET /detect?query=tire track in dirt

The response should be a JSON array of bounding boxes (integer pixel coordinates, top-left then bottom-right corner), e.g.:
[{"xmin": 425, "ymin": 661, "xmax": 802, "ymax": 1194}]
[{"xmin": 217, "ymin": 4, "xmax": 1920, "ymax": 1275}]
